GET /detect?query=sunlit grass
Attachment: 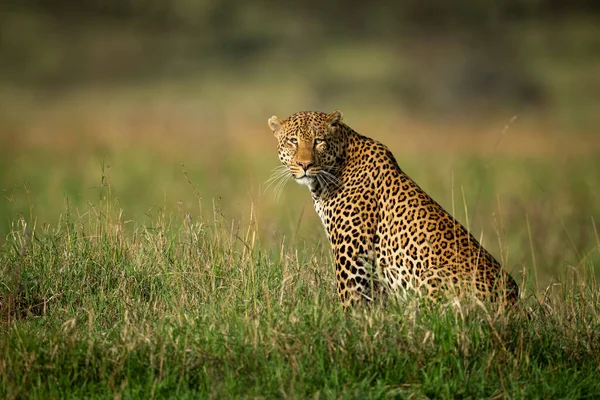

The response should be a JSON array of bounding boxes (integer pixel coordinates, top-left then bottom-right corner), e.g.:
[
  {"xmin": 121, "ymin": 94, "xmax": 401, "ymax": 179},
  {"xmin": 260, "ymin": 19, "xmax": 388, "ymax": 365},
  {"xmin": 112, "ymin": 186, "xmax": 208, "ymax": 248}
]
[{"xmin": 1, "ymin": 196, "xmax": 599, "ymax": 398}]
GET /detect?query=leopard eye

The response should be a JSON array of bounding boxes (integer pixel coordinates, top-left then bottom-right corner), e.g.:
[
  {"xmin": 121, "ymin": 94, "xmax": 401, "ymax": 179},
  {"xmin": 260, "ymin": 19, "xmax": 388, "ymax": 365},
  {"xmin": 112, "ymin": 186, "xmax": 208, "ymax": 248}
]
[
  {"xmin": 314, "ymin": 138, "xmax": 325, "ymax": 145},
  {"xmin": 288, "ymin": 137, "xmax": 298, "ymax": 145}
]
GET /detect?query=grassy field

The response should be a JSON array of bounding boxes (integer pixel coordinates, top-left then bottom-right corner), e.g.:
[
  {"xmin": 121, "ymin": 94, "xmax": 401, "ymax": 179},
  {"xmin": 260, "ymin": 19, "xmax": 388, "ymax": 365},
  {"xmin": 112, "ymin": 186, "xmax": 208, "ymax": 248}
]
[{"xmin": 1, "ymin": 86, "xmax": 600, "ymax": 398}]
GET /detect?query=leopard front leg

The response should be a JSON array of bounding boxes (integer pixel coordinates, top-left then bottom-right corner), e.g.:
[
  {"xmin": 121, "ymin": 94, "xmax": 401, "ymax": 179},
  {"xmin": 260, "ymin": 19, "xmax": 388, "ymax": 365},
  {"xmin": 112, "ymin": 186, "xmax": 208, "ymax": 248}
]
[{"xmin": 331, "ymin": 235, "xmax": 379, "ymax": 308}]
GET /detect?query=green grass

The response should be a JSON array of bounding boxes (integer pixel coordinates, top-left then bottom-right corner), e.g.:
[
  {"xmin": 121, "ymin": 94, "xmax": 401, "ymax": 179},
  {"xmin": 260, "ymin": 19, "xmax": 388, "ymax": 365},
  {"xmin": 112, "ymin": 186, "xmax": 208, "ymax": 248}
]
[{"xmin": 1, "ymin": 197, "xmax": 599, "ymax": 398}]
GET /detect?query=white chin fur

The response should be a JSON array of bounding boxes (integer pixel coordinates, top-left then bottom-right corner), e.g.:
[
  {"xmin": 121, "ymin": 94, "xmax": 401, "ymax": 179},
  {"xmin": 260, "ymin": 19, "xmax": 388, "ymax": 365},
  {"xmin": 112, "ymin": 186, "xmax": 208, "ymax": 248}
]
[{"xmin": 295, "ymin": 176, "xmax": 316, "ymax": 189}]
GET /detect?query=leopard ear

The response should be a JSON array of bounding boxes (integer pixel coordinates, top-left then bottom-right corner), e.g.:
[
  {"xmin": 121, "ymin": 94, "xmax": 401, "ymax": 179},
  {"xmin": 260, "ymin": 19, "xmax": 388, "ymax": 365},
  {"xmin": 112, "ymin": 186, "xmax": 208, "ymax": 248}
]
[
  {"xmin": 268, "ymin": 115, "xmax": 284, "ymax": 137},
  {"xmin": 326, "ymin": 110, "xmax": 343, "ymax": 126}
]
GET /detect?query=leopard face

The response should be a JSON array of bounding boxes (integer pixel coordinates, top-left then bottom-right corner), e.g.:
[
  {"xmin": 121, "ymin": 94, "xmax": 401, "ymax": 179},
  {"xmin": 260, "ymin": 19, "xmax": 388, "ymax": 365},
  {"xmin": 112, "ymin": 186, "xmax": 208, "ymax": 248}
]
[{"xmin": 268, "ymin": 111, "xmax": 345, "ymax": 191}]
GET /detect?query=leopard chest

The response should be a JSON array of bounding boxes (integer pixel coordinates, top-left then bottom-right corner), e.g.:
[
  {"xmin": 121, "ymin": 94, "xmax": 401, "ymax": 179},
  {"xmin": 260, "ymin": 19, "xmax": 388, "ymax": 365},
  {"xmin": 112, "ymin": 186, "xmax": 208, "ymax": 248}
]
[{"xmin": 312, "ymin": 197, "xmax": 331, "ymax": 240}]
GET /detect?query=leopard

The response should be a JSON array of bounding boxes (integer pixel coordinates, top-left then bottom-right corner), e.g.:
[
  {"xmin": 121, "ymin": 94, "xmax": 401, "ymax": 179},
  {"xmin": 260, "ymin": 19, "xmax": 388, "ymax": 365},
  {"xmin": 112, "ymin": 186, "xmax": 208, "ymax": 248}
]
[{"xmin": 268, "ymin": 110, "xmax": 519, "ymax": 308}]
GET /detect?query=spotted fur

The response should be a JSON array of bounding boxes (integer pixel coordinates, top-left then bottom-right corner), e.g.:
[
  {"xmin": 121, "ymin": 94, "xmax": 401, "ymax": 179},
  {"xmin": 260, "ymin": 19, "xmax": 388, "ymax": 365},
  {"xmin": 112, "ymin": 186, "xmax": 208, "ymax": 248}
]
[{"xmin": 268, "ymin": 110, "xmax": 519, "ymax": 307}]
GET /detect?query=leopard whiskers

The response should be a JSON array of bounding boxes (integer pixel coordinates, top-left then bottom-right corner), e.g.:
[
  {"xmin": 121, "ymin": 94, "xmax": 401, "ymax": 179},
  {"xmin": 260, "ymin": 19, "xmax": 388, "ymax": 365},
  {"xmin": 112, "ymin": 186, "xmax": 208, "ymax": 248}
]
[
  {"xmin": 321, "ymin": 170, "xmax": 342, "ymax": 186},
  {"xmin": 324, "ymin": 165, "xmax": 344, "ymax": 174},
  {"xmin": 315, "ymin": 175, "xmax": 326, "ymax": 195},
  {"xmin": 265, "ymin": 165, "xmax": 290, "ymax": 191},
  {"xmin": 273, "ymin": 175, "xmax": 292, "ymax": 202},
  {"xmin": 265, "ymin": 165, "xmax": 293, "ymax": 201},
  {"xmin": 266, "ymin": 164, "xmax": 342, "ymax": 200},
  {"xmin": 316, "ymin": 174, "xmax": 331, "ymax": 196},
  {"xmin": 315, "ymin": 170, "xmax": 341, "ymax": 196},
  {"xmin": 319, "ymin": 170, "xmax": 342, "ymax": 192}
]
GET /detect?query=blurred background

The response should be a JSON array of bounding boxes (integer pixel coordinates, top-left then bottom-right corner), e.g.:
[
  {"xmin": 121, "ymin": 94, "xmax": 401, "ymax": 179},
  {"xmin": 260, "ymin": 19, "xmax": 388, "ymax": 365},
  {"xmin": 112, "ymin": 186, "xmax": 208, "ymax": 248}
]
[{"xmin": 1, "ymin": 1, "xmax": 599, "ymax": 287}]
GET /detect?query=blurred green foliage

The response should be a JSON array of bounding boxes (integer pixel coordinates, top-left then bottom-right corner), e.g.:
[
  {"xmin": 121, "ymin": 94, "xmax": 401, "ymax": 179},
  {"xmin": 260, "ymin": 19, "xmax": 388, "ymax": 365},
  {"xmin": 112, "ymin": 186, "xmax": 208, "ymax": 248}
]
[{"xmin": 1, "ymin": 1, "xmax": 600, "ymax": 126}]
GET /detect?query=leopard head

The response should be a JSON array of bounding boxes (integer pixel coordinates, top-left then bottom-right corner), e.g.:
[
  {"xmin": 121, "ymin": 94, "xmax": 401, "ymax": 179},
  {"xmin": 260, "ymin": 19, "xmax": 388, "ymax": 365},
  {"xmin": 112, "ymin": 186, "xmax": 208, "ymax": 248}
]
[{"xmin": 268, "ymin": 110, "xmax": 345, "ymax": 190}]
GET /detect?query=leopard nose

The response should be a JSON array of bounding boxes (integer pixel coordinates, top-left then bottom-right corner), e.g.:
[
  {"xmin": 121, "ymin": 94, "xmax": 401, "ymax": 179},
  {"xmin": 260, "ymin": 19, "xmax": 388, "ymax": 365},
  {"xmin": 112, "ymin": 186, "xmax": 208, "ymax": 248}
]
[{"xmin": 297, "ymin": 161, "xmax": 314, "ymax": 171}]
